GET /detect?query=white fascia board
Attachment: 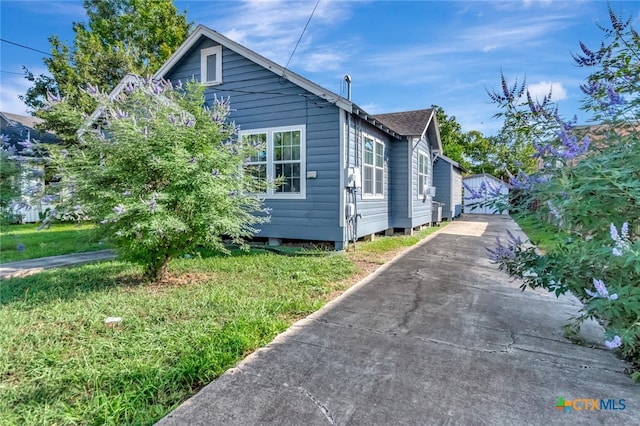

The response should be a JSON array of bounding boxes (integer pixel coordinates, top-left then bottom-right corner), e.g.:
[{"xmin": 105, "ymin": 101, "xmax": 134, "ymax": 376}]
[
  {"xmin": 419, "ymin": 109, "xmax": 443, "ymax": 154},
  {"xmin": 77, "ymin": 74, "xmax": 141, "ymax": 140},
  {"xmin": 154, "ymin": 25, "xmax": 353, "ymax": 112},
  {"xmin": 430, "ymin": 112, "xmax": 444, "ymax": 153}
]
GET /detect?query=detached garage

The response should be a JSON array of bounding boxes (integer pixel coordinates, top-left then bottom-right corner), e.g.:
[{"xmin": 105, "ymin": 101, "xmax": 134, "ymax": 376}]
[
  {"xmin": 433, "ymin": 155, "xmax": 466, "ymax": 221},
  {"xmin": 462, "ymin": 173, "xmax": 510, "ymax": 215}
]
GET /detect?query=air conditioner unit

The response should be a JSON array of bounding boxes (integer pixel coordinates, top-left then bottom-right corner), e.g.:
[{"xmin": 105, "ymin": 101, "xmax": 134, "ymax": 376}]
[{"xmin": 423, "ymin": 186, "xmax": 436, "ymax": 197}]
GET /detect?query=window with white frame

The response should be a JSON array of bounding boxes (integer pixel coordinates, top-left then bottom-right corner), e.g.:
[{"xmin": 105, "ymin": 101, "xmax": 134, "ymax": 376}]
[
  {"xmin": 241, "ymin": 125, "xmax": 306, "ymax": 198},
  {"xmin": 418, "ymin": 151, "xmax": 429, "ymax": 197},
  {"xmin": 362, "ymin": 135, "xmax": 384, "ymax": 197},
  {"xmin": 201, "ymin": 46, "xmax": 222, "ymax": 85}
]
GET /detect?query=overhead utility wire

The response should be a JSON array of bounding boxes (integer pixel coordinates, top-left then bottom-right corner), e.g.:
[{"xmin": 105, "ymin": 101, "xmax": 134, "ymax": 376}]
[
  {"xmin": 283, "ymin": 0, "xmax": 320, "ymax": 74},
  {"xmin": 0, "ymin": 38, "xmax": 53, "ymax": 57}
]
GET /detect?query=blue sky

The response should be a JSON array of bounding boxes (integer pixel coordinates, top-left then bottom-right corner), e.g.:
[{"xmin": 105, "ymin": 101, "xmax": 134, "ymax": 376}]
[{"xmin": 1, "ymin": 0, "xmax": 638, "ymax": 135}]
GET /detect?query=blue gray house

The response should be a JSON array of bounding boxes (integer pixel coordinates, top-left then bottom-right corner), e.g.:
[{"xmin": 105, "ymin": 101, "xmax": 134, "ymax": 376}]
[
  {"xmin": 150, "ymin": 25, "xmax": 442, "ymax": 250},
  {"xmin": 433, "ymin": 154, "xmax": 467, "ymax": 221}
]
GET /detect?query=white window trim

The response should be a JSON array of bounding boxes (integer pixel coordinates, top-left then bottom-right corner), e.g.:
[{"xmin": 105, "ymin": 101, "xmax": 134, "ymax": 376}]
[
  {"xmin": 362, "ymin": 134, "xmax": 384, "ymax": 199},
  {"xmin": 240, "ymin": 125, "xmax": 306, "ymax": 200},
  {"xmin": 201, "ymin": 45, "xmax": 223, "ymax": 86},
  {"xmin": 417, "ymin": 150, "xmax": 429, "ymax": 199}
]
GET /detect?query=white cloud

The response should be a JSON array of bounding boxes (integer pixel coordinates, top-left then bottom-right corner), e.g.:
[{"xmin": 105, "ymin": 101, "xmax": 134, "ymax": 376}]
[
  {"xmin": 302, "ymin": 51, "xmax": 345, "ymax": 72},
  {"xmin": 201, "ymin": 0, "xmax": 353, "ymax": 69},
  {"xmin": 523, "ymin": 0, "xmax": 553, "ymax": 8},
  {"xmin": 458, "ymin": 14, "xmax": 574, "ymax": 53},
  {"xmin": 0, "ymin": 73, "xmax": 35, "ymax": 115},
  {"xmin": 527, "ymin": 81, "xmax": 568, "ymax": 101},
  {"xmin": 15, "ymin": 1, "xmax": 86, "ymax": 18}
]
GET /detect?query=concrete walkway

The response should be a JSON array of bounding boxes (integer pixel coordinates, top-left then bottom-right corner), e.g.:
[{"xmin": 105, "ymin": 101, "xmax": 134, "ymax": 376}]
[
  {"xmin": 0, "ymin": 249, "xmax": 116, "ymax": 279},
  {"xmin": 158, "ymin": 215, "xmax": 638, "ymax": 426}
]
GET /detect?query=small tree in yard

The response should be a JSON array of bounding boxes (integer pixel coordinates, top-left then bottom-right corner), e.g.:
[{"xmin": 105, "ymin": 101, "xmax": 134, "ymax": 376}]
[
  {"xmin": 45, "ymin": 78, "xmax": 269, "ymax": 281},
  {"xmin": 0, "ymin": 136, "xmax": 22, "ymax": 227},
  {"xmin": 484, "ymin": 6, "xmax": 640, "ymax": 380}
]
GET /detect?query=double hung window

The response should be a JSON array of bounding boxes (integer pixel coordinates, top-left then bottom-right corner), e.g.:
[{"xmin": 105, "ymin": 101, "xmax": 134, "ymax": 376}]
[
  {"xmin": 362, "ymin": 136, "xmax": 384, "ymax": 197},
  {"xmin": 242, "ymin": 125, "xmax": 306, "ymax": 199},
  {"xmin": 418, "ymin": 151, "xmax": 429, "ymax": 197}
]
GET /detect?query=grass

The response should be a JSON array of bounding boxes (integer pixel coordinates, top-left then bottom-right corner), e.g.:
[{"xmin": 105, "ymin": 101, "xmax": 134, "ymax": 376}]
[
  {"xmin": 348, "ymin": 225, "xmax": 444, "ymax": 262},
  {"xmin": 512, "ymin": 214, "xmax": 572, "ymax": 253},
  {"xmin": 0, "ymin": 223, "xmax": 110, "ymax": 263},
  {"xmin": 0, "ymin": 223, "xmax": 446, "ymax": 425}
]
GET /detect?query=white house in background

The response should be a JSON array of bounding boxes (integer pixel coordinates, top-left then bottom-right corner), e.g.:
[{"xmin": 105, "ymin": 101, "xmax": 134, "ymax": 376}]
[
  {"xmin": 1, "ymin": 111, "xmax": 58, "ymax": 223},
  {"xmin": 462, "ymin": 173, "xmax": 510, "ymax": 215}
]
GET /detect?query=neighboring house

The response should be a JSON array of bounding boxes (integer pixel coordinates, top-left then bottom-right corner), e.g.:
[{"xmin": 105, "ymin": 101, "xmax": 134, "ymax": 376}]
[
  {"xmin": 109, "ymin": 25, "xmax": 443, "ymax": 250},
  {"xmin": 433, "ymin": 154, "xmax": 467, "ymax": 221},
  {"xmin": 462, "ymin": 173, "xmax": 510, "ymax": 215},
  {"xmin": 1, "ymin": 111, "xmax": 58, "ymax": 223}
]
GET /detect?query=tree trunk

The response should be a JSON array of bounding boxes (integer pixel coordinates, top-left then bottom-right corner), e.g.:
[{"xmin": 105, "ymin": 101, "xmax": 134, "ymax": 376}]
[{"xmin": 145, "ymin": 255, "xmax": 171, "ymax": 282}]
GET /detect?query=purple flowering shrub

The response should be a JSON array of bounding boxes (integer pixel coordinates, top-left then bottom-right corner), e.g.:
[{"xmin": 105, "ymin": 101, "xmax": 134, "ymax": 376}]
[
  {"xmin": 46, "ymin": 78, "xmax": 269, "ymax": 281},
  {"xmin": 487, "ymin": 7, "xmax": 640, "ymax": 378},
  {"xmin": 462, "ymin": 179, "xmax": 510, "ymax": 214}
]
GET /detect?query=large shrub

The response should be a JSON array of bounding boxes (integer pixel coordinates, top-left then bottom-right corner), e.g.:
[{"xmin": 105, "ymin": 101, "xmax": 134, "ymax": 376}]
[
  {"xmin": 46, "ymin": 78, "xmax": 269, "ymax": 280},
  {"xmin": 484, "ymin": 7, "xmax": 640, "ymax": 379}
]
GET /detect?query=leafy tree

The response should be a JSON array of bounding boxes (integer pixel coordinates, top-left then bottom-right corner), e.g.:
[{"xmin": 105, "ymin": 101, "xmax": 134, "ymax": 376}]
[
  {"xmin": 432, "ymin": 105, "xmax": 471, "ymax": 170},
  {"xmin": 45, "ymin": 78, "xmax": 269, "ymax": 281},
  {"xmin": 466, "ymin": 129, "xmax": 536, "ymax": 180},
  {"xmin": 22, "ymin": 0, "xmax": 191, "ymax": 145},
  {"xmin": 485, "ymin": 6, "xmax": 640, "ymax": 378},
  {"xmin": 433, "ymin": 105, "xmax": 534, "ymax": 178}
]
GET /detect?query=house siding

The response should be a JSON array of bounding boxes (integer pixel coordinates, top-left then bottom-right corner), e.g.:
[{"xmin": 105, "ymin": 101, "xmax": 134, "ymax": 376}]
[
  {"xmin": 345, "ymin": 117, "xmax": 394, "ymax": 237},
  {"xmin": 410, "ymin": 136, "xmax": 432, "ymax": 228},
  {"xmin": 434, "ymin": 157, "xmax": 464, "ymax": 220},
  {"xmin": 388, "ymin": 139, "xmax": 409, "ymax": 228},
  {"xmin": 433, "ymin": 158, "xmax": 452, "ymax": 219},
  {"xmin": 164, "ymin": 37, "xmax": 343, "ymax": 243}
]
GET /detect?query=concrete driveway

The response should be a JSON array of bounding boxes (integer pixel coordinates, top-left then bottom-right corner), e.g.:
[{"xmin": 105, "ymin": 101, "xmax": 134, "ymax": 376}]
[
  {"xmin": 158, "ymin": 215, "xmax": 638, "ymax": 425},
  {"xmin": 0, "ymin": 250, "xmax": 116, "ymax": 280}
]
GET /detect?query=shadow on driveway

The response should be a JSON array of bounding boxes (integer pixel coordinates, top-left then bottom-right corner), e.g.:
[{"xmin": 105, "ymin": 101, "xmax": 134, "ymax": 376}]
[{"xmin": 158, "ymin": 215, "xmax": 637, "ymax": 425}]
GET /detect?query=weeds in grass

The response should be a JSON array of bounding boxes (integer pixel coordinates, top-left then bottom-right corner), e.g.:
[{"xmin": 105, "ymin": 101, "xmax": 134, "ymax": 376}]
[{"xmin": 1, "ymin": 225, "xmax": 445, "ymax": 425}]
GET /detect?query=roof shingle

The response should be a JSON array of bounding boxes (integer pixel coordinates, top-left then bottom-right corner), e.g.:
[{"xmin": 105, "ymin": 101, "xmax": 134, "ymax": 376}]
[{"xmin": 372, "ymin": 108, "xmax": 433, "ymax": 136}]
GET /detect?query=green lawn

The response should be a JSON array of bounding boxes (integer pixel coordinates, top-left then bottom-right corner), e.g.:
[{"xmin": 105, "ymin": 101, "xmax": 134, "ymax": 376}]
[
  {"xmin": 513, "ymin": 214, "xmax": 572, "ymax": 253},
  {"xmin": 0, "ymin": 223, "xmax": 109, "ymax": 263},
  {"xmin": 0, "ymin": 224, "xmax": 446, "ymax": 425}
]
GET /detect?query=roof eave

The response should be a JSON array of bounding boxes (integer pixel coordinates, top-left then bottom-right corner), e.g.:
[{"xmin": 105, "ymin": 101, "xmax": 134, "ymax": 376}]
[
  {"xmin": 423, "ymin": 110, "xmax": 443, "ymax": 153},
  {"xmin": 435, "ymin": 154, "xmax": 468, "ymax": 173},
  {"xmin": 352, "ymin": 104, "xmax": 402, "ymax": 139},
  {"xmin": 153, "ymin": 25, "xmax": 353, "ymax": 113}
]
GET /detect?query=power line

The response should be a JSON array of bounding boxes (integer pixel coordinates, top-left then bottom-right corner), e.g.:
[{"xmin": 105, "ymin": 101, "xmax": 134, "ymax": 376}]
[
  {"xmin": 1, "ymin": 70, "xmax": 24, "ymax": 75},
  {"xmin": 0, "ymin": 38, "xmax": 52, "ymax": 57},
  {"xmin": 283, "ymin": 0, "xmax": 320, "ymax": 73}
]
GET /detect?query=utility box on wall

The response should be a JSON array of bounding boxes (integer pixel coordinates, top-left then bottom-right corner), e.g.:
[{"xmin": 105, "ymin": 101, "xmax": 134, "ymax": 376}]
[{"xmin": 345, "ymin": 167, "xmax": 361, "ymax": 188}]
